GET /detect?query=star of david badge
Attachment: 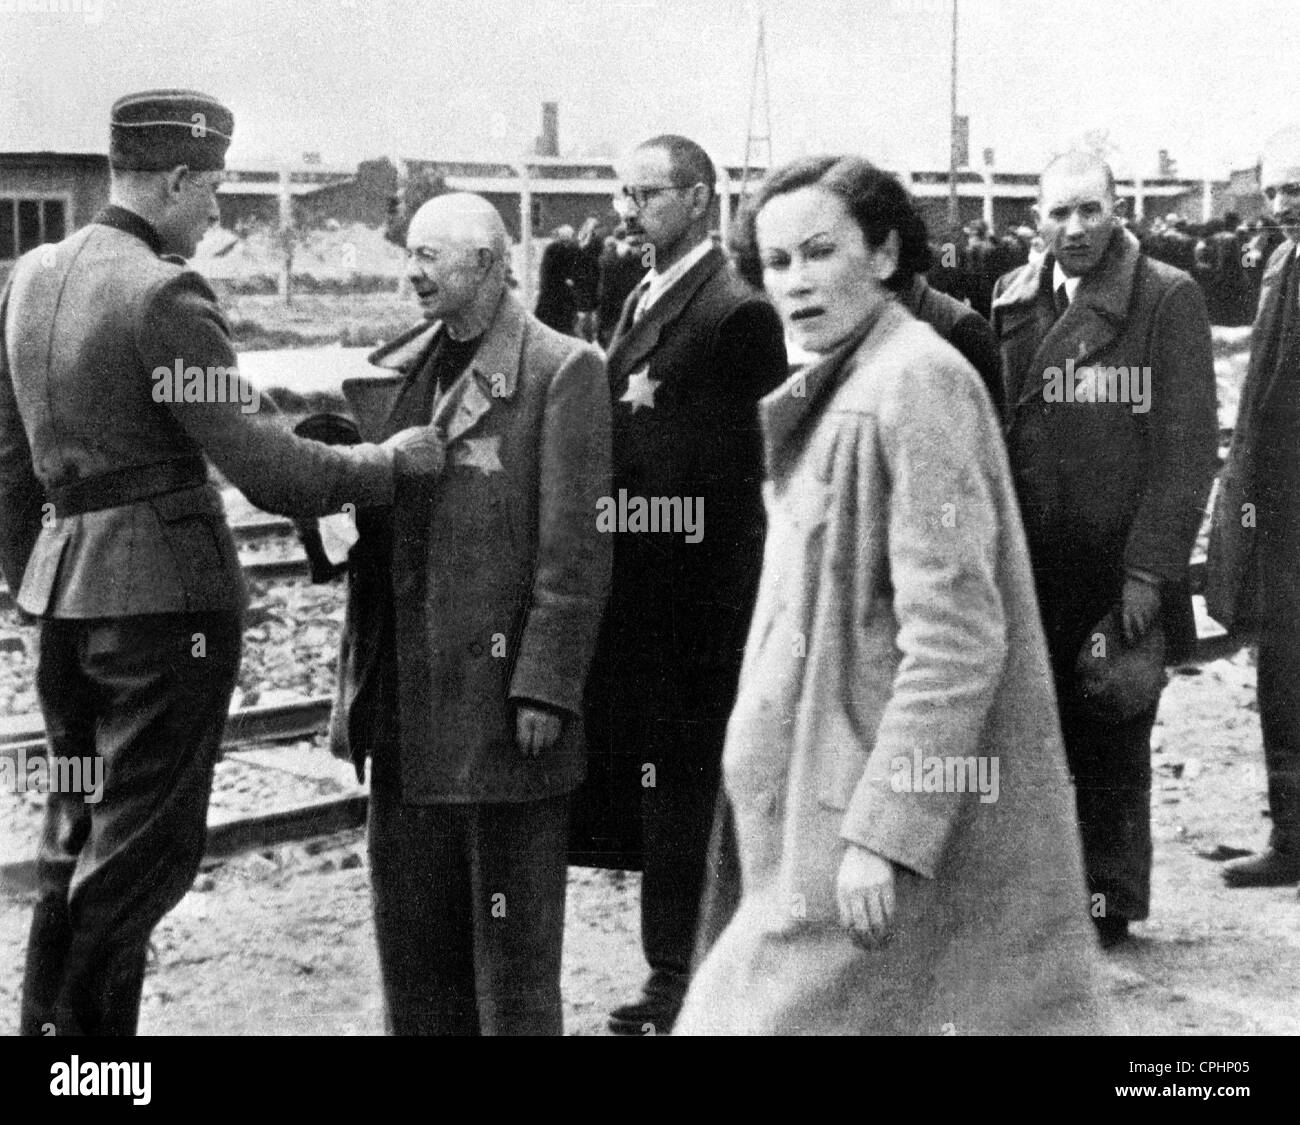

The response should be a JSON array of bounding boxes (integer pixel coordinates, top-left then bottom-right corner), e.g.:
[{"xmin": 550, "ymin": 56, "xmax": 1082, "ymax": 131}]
[
  {"xmin": 620, "ymin": 366, "xmax": 661, "ymax": 412},
  {"xmin": 454, "ymin": 435, "xmax": 504, "ymax": 474}
]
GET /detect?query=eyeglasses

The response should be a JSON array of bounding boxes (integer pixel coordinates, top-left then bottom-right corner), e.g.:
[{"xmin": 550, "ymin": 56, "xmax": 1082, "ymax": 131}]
[
  {"xmin": 617, "ymin": 183, "xmax": 690, "ymax": 210},
  {"xmin": 1263, "ymin": 183, "xmax": 1300, "ymax": 201}
]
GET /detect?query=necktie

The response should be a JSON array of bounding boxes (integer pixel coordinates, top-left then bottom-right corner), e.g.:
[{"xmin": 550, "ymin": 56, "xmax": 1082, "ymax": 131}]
[
  {"xmin": 632, "ymin": 277, "xmax": 653, "ymax": 324},
  {"xmin": 1054, "ymin": 283, "xmax": 1070, "ymax": 318}
]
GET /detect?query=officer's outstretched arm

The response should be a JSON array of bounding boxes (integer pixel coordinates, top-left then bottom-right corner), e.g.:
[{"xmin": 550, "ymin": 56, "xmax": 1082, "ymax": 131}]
[{"xmin": 138, "ymin": 271, "xmax": 442, "ymax": 516}]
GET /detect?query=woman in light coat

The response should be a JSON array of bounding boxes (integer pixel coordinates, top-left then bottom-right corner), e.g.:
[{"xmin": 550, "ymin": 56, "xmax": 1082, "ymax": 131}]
[{"xmin": 675, "ymin": 157, "xmax": 1105, "ymax": 1035}]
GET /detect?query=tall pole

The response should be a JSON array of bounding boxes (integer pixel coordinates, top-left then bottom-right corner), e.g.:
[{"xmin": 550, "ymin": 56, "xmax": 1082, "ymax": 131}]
[{"xmin": 948, "ymin": 0, "xmax": 959, "ymax": 229}]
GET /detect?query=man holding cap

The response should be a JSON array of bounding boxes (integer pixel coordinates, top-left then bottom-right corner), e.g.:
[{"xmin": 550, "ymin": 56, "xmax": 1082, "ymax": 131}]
[{"xmin": 0, "ymin": 89, "xmax": 444, "ymax": 1036}]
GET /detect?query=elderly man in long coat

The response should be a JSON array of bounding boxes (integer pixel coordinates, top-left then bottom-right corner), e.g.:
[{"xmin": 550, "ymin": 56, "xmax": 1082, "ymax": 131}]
[
  {"xmin": 329, "ymin": 194, "xmax": 611, "ymax": 1035},
  {"xmin": 1208, "ymin": 126, "xmax": 1300, "ymax": 888},
  {"xmin": 991, "ymin": 152, "xmax": 1219, "ymax": 947}
]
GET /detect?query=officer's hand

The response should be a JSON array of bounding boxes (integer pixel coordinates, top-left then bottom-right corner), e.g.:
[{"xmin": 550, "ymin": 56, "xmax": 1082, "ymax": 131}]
[
  {"xmin": 383, "ymin": 426, "xmax": 445, "ymax": 479},
  {"xmin": 516, "ymin": 705, "xmax": 563, "ymax": 758},
  {"xmin": 836, "ymin": 844, "xmax": 896, "ymax": 950},
  {"xmin": 1120, "ymin": 576, "xmax": 1161, "ymax": 645}
]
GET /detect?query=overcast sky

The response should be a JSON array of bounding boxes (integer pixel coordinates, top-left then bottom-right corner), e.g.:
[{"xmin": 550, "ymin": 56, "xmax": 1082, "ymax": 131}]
[{"xmin": 2, "ymin": 0, "xmax": 1297, "ymax": 178}]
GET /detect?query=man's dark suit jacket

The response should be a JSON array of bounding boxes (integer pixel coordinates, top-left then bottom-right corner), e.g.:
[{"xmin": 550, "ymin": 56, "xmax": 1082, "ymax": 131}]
[{"xmin": 574, "ymin": 244, "xmax": 788, "ymax": 867}]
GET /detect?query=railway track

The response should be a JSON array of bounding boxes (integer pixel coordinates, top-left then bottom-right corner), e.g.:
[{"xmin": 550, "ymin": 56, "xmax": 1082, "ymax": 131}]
[{"xmin": 0, "ymin": 503, "xmax": 1251, "ymax": 888}]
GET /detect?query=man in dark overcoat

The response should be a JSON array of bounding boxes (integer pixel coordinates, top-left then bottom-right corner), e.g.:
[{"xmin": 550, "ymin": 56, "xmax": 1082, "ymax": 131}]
[
  {"xmin": 1208, "ymin": 126, "xmax": 1300, "ymax": 888},
  {"xmin": 991, "ymin": 152, "xmax": 1219, "ymax": 948},
  {"xmin": 579, "ymin": 135, "xmax": 787, "ymax": 1033},
  {"xmin": 329, "ymin": 193, "xmax": 611, "ymax": 1035},
  {"xmin": 0, "ymin": 90, "xmax": 442, "ymax": 1036}
]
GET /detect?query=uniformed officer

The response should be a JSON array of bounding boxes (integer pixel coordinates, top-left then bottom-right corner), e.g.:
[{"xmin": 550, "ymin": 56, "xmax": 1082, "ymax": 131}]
[{"xmin": 0, "ymin": 89, "xmax": 443, "ymax": 1036}]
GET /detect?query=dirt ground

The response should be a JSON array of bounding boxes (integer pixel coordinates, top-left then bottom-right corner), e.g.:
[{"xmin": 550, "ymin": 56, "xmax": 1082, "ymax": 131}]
[
  {"xmin": 3, "ymin": 641, "xmax": 1300, "ymax": 1036},
  {"xmin": 3, "ymin": 326, "xmax": 1294, "ymax": 1036}
]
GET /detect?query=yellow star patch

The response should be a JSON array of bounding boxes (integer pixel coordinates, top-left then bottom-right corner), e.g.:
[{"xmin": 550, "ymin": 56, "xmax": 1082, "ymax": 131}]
[
  {"xmin": 620, "ymin": 367, "xmax": 661, "ymax": 412},
  {"xmin": 454, "ymin": 435, "xmax": 504, "ymax": 474}
]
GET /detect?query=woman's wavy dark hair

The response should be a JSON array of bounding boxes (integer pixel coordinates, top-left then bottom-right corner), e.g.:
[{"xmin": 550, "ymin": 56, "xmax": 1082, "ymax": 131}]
[{"xmin": 730, "ymin": 155, "xmax": 933, "ymax": 294}]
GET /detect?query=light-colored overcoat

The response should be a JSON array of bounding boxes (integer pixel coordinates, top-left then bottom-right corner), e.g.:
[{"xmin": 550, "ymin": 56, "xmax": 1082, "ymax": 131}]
[{"xmin": 676, "ymin": 301, "xmax": 1104, "ymax": 1035}]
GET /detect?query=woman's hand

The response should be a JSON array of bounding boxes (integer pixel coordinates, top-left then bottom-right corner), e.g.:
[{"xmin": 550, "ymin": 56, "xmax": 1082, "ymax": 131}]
[{"xmin": 836, "ymin": 844, "xmax": 896, "ymax": 949}]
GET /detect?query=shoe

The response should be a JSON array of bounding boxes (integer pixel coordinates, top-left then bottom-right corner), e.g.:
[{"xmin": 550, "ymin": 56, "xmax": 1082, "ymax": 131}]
[
  {"xmin": 1094, "ymin": 915, "xmax": 1130, "ymax": 950},
  {"xmin": 1222, "ymin": 848, "xmax": 1300, "ymax": 888},
  {"xmin": 608, "ymin": 972, "xmax": 686, "ymax": 1036}
]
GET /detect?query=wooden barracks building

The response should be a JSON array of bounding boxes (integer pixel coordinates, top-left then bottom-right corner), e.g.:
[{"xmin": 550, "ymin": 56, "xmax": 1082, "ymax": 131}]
[{"xmin": 0, "ymin": 104, "xmax": 1250, "ymax": 283}]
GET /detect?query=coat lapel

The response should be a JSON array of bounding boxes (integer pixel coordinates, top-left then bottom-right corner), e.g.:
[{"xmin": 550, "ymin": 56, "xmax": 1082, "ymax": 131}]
[
  {"xmin": 1249, "ymin": 241, "xmax": 1295, "ymax": 412},
  {"xmin": 435, "ymin": 288, "xmax": 525, "ymax": 445},
  {"xmin": 606, "ymin": 246, "xmax": 725, "ymax": 380},
  {"xmin": 344, "ymin": 290, "xmax": 525, "ymax": 445},
  {"xmin": 997, "ymin": 228, "xmax": 1140, "ymax": 412},
  {"xmin": 759, "ymin": 302, "xmax": 901, "ymax": 482},
  {"xmin": 342, "ymin": 320, "xmax": 440, "ymax": 441}
]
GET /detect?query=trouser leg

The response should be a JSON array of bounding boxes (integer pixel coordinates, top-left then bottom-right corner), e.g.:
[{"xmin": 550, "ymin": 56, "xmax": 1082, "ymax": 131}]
[
  {"xmin": 19, "ymin": 620, "xmax": 94, "ymax": 1036},
  {"xmin": 367, "ymin": 759, "xmax": 478, "ymax": 1036},
  {"xmin": 21, "ymin": 612, "xmax": 241, "ymax": 1036},
  {"xmin": 639, "ymin": 706, "xmax": 726, "ymax": 988},
  {"xmin": 469, "ymin": 795, "xmax": 570, "ymax": 1036},
  {"xmin": 1060, "ymin": 699, "xmax": 1158, "ymax": 922},
  {"xmin": 1256, "ymin": 507, "xmax": 1300, "ymax": 849},
  {"xmin": 690, "ymin": 789, "xmax": 742, "ymax": 971}
]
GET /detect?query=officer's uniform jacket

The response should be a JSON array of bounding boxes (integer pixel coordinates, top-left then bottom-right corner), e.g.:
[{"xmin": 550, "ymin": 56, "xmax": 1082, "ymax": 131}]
[{"xmin": 0, "ymin": 208, "xmax": 395, "ymax": 617}]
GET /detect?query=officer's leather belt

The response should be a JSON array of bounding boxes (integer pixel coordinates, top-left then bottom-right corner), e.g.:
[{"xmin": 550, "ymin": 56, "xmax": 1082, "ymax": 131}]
[{"xmin": 50, "ymin": 456, "xmax": 208, "ymax": 518}]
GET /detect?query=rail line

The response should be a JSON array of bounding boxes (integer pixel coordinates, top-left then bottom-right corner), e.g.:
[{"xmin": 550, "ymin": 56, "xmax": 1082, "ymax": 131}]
[{"xmin": 0, "ymin": 503, "xmax": 1252, "ymax": 885}]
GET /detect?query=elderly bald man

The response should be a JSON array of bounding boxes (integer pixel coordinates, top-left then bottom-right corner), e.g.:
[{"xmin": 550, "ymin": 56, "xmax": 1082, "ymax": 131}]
[{"xmin": 329, "ymin": 193, "xmax": 612, "ymax": 1034}]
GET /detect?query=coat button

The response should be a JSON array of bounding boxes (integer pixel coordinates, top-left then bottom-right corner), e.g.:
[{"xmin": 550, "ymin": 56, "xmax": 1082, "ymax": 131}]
[{"xmin": 469, "ymin": 641, "xmax": 484, "ymax": 656}]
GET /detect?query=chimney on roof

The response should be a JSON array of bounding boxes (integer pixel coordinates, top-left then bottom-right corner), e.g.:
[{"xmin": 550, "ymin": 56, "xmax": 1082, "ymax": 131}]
[{"xmin": 535, "ymin": 102, "xmax": 559, "ymax": 157}]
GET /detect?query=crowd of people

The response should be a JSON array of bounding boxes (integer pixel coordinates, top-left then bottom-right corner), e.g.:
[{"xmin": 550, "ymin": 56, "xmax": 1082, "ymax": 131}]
[
  {"xmin": 539, "ymin": 204, "xmax": 1282, "ymax": 362},
  {"xmin": 5, "ymin": 87, "xmax": 1300, "ymax": 1038}
]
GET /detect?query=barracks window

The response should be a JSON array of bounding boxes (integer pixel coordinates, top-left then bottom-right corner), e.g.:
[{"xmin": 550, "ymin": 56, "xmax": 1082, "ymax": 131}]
[{"xmin": 0, "ymin": 197, "xmax": 67, "ymax": 260}]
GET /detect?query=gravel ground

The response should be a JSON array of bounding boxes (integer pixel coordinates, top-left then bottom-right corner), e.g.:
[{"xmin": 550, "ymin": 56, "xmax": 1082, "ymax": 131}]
[
  {"xmin": 3, "ymin": 328, "xmax": 1294, "ymax": 1036},
  {"xmin": 4, "ymin": 638, "xmax": 1300, "ymax": 1036}
]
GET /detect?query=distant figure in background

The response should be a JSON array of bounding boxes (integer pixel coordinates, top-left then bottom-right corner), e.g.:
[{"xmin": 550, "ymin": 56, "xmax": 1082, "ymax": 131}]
[
  {"xmin": 926, "ymin": 227, "xmax": 968, "ymax": 304},
  {"xmin": 571, "ymin": 217, "xmax": 605, "ymax": 341},
  {"xmin": 1209, "ymin": 126, "xmax": 1300, "ymax": 890},
  {"xmin": 594, "ymin": 225, "xmax": 648, "ymax": 349},
  {"xmin": 962, "ymin": 219, "xmax": 998, "ymax": 319},
  {"xmin": 901, "ymin": 270, "xmax": 1004, "ymax": 418},
  {"xmin": 534, "ymin": 224, "xmax": 580, "ymax": 334},
  {"xmin": 1200, "ymin": 213, "xmax": 1252, "ymax": 326}
]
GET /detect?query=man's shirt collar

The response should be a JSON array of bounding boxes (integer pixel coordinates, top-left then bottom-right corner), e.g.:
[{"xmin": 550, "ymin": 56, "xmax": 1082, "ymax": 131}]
[
  {"xmin": 640, "ymin": 239, "xmax": 713, "ymax": 316},
  {"xmin": 1052, "ymin": 260, "xmax": 1081, "ymax": 303}
]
